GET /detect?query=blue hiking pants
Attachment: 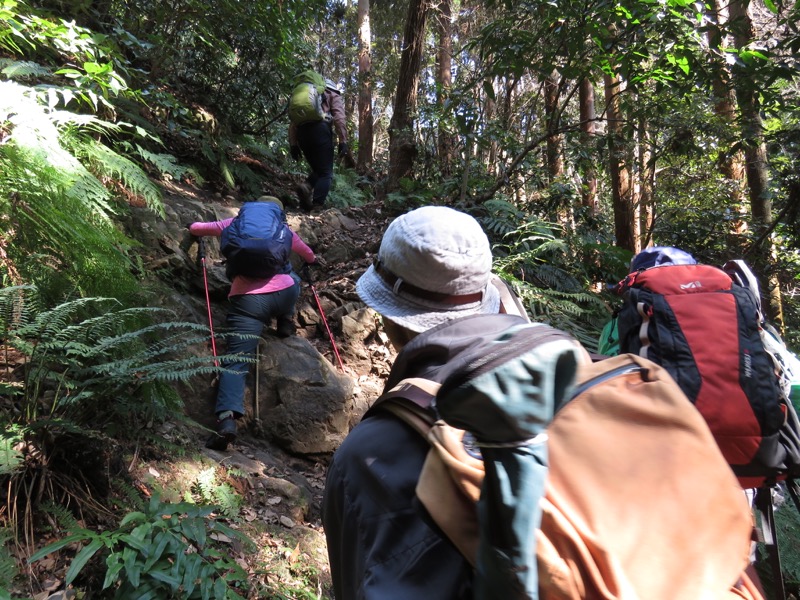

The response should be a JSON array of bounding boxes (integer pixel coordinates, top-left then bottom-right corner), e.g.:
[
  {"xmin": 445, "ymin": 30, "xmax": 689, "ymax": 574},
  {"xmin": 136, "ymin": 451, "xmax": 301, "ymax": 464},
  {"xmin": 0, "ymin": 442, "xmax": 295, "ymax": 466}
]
[{"xmin": 214, "ymin": 284, "xmax": 300, "ymax": 416}]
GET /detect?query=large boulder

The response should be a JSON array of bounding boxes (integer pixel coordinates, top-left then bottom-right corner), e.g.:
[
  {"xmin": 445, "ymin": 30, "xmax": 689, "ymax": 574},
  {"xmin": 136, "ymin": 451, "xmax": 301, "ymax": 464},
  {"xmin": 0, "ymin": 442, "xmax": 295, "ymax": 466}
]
[
  {"xmin": 123, "ymin": 183, "xmax": 396, "ymax": 456},
  {"xmin": 254, "ymin": 336, "xmax": 354, "ymax": 454}
]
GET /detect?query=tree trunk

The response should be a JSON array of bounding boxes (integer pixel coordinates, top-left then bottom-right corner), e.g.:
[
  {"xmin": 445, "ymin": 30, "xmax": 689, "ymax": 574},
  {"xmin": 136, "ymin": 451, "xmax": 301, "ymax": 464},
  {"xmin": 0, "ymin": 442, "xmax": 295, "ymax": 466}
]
[
  {"xmin": 387, "ymin": 0, "xmax": 430, "ymax": 190},
  {"xmin": 544, "ymin": 71, "xmax": 563, "ymax": 182},
  {"xmin": 357, "ymin": 0, "xmax": 373, "ymax": 172},
  {"xmin": 729, "ymin": 0, "xmax": 770, "ymax": 224},
  {"xmin": 579, "ymin": 78, "xmax": 598, "ymax": 213},
  {"xmin": 485, "ymin": 77, "xmax": 497, "ymax": 175},
  {"xmin": 604, "ymin": 72, "xmax": 636, "ymax": 253},
  {"xmin": 708, "ymin": 0, "xmax": 746, "ymax": 206},
  {"xmin": 729, "ymin": 0, "xmax": 782, "ymax": 325},
  {"xmin": 436, "ymin": 0, "xmax": 455, "ymax": 176},
  {"xmin": 638, "ymin": 115, "xmax": 654, "ymax": 247}
]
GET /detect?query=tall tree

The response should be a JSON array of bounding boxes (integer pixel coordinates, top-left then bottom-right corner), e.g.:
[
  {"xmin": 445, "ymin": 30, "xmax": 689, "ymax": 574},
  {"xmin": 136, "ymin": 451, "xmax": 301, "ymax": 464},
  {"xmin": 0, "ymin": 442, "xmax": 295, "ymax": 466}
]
[
  {"xmin": 637, "ymin": 113, "xmax": 654, "ymax": 247},
  {"xmin": 728, "ymin": 0, "xmax": 771, "ymax": 225},
  {"xmin": 357, "ymin": 0, "xmax": 374, "ymax": 171},
  {"xmin": 578, "ymin": 78, "xmax": 598, "ymax": 213},
  {"xmin": 435, "ymin": 0, "xmax": 456, "ymax": 176},
  {"xmin": 605, "ymin": 71, "xmax": 637, "ymax": 253},
  {"xmin": 707, "ymin": 0, "xmax": 746, "ymax": 205},
  {"xmin": 544, "ymin": 71, "xmax": 563, "ymax": 182},
  {"xmin": 387, "ymin": 0, "xmax": 431, "ymax": 189},
  {"xmin": 729, "ymin": 0, "xmax": 782, "ymax": 324}
]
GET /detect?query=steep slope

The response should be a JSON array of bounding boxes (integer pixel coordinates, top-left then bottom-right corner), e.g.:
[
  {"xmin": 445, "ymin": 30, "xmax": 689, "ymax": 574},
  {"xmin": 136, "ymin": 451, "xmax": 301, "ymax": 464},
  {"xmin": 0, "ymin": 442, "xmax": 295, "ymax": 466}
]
[{"xmin": 16, "ymin": 179, "xmax": 399, "ymax": 600}]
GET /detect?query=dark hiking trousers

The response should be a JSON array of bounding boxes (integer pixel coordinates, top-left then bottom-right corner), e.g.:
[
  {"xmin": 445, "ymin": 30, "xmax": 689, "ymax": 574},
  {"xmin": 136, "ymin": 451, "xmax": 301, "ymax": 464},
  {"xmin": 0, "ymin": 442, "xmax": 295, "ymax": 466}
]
[
  {"xmin": 214, "ymin": 284, "xmax": 300, "ymax": 416},
  {"xmin": 297, "ymin": 120, "xmax": 334, "ymax": 207}
]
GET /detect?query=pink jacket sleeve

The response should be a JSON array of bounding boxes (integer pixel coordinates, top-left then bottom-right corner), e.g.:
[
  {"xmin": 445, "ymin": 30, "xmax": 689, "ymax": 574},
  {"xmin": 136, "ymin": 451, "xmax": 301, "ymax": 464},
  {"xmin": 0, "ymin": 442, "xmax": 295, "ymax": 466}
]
[
  {"xmin": 189, "ymin": 218, "xmax": 234, "ymax": 237},
  {"xmin": 190, "ymin": 219, "xmax": 315, "ymax": 264},
  {"xmin": 292, "ymin": 232, "xmax": 316, "ymax": 264}
]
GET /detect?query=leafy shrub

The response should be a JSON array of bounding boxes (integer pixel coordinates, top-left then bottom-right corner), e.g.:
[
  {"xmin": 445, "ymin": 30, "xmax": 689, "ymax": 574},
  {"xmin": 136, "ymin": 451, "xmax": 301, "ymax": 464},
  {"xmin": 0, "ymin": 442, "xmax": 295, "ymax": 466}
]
[
  {"xmin": 191, "ymin": 467, "xmax": 243, "ymax": 519},
  {"xmin": 29, "ymin": 495, "xmax": 254, "ymax": 599},
  {"xmin": 328, "ymin": 165, "xmax": 368, "ymax": 209}
]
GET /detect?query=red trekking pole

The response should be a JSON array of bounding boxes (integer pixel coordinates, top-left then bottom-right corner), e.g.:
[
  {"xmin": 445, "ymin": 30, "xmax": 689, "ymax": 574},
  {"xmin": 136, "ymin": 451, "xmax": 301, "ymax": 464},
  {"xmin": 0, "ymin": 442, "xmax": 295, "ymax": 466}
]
[
  {"xmin": 197, "ymin": 237, "xmax": 219, "ymax": 368},
  {"xmin": 303, "ymin": 264, "xmax": 344, "ymax": 372}
]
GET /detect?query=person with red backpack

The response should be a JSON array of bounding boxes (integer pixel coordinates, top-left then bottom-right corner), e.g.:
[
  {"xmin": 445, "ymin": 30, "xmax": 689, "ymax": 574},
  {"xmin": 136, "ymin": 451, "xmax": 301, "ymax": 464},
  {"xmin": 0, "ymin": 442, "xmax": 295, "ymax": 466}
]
[
  {"xmin": 188, "ymin": 196, "xmax": 316, "ymax": 450},
  {"xmin": 288, "ymin": 71, "xmax": 349, "ymax": 211},
  {"xmin": 597, "ymin": 246, "xmax": 698, "ymax": 357}
]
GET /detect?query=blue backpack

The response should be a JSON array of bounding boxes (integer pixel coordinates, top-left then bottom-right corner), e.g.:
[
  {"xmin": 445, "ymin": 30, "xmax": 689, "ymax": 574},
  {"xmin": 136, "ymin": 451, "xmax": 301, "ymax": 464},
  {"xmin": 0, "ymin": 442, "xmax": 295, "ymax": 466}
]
[{"xmin": 220, "ymin": 202, "xmax": 292, "ymax": 279}]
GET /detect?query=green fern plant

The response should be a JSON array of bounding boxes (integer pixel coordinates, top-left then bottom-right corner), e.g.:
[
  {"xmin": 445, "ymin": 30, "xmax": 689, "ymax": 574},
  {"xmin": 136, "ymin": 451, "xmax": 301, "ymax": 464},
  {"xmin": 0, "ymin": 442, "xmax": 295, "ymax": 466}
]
[
  {"xmin": 328, "ymin": 165, "xmax": 367, "ymax": 209},
  {"xmin": 0, "ymin": 285, "xmax": 253, "ymax": 538},
  {"xmin": 0, "ymin": 289, "xmax": 230, "ymax": 428},
  {"xmin": 29, "ymin": 494, "xmax": 253, "ymax": 599},
  {"xmin": 0, "ymin": 81, "xmax": 150, "ymax": 301},
  {"xmin": 0, "ymin": 58, "xmax": 51, "ymax": 79},
  {"xmin": 1, "ymin": 1, "xmax": 172, "ymax": 299},
  {"xmin": 192, "ymin": 467, "xmax": 242, "ymax": 519},
  {"xmin": 483, "ymin": 211, "xmax": 609, "ymax": 351},
  {"xmin": 73, "ymin": 136, "xmax": 164, "ymax": 215},
  {"xmin": 133, "ymin": 144, "xmax": 202, "ymax": 184},
  {"xmin": 0, "ymin": 529, "xmax": 18, "ymax": 598}
]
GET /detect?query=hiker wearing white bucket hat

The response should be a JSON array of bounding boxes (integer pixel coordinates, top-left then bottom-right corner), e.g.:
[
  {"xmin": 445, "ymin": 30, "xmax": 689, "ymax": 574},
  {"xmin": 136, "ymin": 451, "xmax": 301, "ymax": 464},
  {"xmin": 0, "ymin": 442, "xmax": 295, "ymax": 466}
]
[
  {"xmin": 323, "ymin": 206, "xmax": 530, "ymax": 600},
  {"xmin": 355, "ymin": 205, "xmax": 502, "ymax": 333}
]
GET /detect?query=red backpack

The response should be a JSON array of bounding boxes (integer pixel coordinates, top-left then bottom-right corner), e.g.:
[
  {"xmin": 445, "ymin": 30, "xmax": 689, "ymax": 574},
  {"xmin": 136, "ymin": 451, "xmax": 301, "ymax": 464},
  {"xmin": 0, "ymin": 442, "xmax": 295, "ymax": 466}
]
[{"xmin": 616, "ymin": 262, "xmax": 800, "ymax": 488}]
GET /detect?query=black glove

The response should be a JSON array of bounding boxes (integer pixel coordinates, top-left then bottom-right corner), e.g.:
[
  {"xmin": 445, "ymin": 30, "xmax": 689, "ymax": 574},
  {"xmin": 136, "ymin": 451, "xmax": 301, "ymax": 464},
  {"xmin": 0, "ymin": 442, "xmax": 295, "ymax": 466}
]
[
  {"xmin": 179, "ymin": 228, "xmax": 198, "ymax": 252},
  {"xmin": 301, "ymin": 263, "xmax": 313, "ymax": 284},
  {"xmin": 290, "ymin": 145, "xmax": 302, "ymax": 161},
  {"xmin": 338, "ymin": 142, "xmax": 348, "ymax": 157}
]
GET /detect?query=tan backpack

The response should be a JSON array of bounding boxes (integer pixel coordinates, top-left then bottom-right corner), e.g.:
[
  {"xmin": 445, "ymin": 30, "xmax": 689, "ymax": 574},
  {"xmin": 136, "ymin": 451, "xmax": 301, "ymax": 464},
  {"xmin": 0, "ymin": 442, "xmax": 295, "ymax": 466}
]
[{"xmin": 372, "ymin": 354, "xmax": 763, "ymax": 600}]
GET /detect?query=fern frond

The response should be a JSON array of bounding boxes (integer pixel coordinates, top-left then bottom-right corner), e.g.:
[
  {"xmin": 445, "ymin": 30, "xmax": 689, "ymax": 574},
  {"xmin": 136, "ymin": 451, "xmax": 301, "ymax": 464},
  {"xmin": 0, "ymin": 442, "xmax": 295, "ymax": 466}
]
[
  {"xmin": 0, "ymin": 285, "xmax": 38, "ymax": 334},
  {"xmin": 228, "ymin": 160, "xmax": 262, "ymax": 195},
  {"xmin": 0, "ymin": 528, "xmax": 19, "ymax": 591},
  {"xmin": 75, "ymin": 138, "xmax": 164, "ymax": 216},
  {"xmin": 0, "ymin": 59, "xmax": 51, "ymax": 79},
  {"xmin": 40, "ymin": 501, "xmax": 81, "ymax": 532},
  {"xmin": 213, "ymin": 484, "xmax": 242, "ymax": 519},
  {"xmin": 48, "ymin": 109, "xmax": 121, "ymax": 135},
  {"xmin": 0, "ymin": 84, "xmax": 144, "ymax": 300},
  {"xmin": 0, "ymin": 427, "xmax": 25, "ymax": 476},
  {"xmin": 15, "ymin": 298, "xmax": 118, "ymax": 340},
  {"xmin": 195, "ymin": 468, "xmax": 218, "ymax": 503},
  {"xmin": 1, "ymin": 82, "xmax": 117, "ymax": 220},
  {"xmin": 110, "ymin": 479, "xmax": 147, "ymax": 513},
  {"xmin": 134, "ymin": 145, "xmax": 198, "ymax": 182}
]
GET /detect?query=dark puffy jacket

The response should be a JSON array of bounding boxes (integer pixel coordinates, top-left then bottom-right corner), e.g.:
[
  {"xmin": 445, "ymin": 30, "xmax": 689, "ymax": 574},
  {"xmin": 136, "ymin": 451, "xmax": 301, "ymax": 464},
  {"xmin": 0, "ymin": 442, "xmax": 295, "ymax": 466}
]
[{"xmin": 322, "ymin": 313, "xmax": 528, "ymax": 600}]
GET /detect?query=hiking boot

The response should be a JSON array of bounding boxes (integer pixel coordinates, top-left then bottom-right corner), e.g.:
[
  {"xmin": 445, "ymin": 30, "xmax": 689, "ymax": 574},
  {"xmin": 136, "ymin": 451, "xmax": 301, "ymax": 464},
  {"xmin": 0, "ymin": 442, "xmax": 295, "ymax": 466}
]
[
  {"xmin": 276, "ymin": 316, "xmax": 296, "ymax": 338},
  {"xmin": 205, "ymin": 413, "xmax": 237, "ymax": 450},
  {"xmin": 295, "ymin": 182, "xmax": 313, "ymax": 211}
]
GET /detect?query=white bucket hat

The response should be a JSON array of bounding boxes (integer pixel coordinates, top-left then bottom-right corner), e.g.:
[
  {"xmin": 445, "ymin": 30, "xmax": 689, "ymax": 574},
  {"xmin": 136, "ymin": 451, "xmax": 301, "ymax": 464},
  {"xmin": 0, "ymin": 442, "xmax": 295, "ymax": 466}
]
[{"xmin": 356, "ymin": 206, "xmax": 500, "ymax": 332}]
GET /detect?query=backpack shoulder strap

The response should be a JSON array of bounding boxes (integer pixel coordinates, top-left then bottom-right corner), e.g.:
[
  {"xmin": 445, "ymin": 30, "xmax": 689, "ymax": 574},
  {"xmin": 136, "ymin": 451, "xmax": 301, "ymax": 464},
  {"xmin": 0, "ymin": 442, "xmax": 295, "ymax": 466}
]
[
  {"xmin": 366, "ymin": 377, "xmax": 483, "ymax": 563},
  {"xmin": 491, "ymin": 274, "xmax": 531, "ymax": 322},
  {"xmin": 723, "ymin": 259, "xmax": 764, "ymax": 318},
  {"xmin": 364, "ymin": 378, "xmax": 440, "ymax": 438}
]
